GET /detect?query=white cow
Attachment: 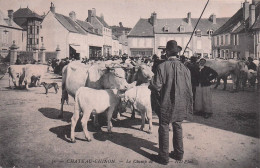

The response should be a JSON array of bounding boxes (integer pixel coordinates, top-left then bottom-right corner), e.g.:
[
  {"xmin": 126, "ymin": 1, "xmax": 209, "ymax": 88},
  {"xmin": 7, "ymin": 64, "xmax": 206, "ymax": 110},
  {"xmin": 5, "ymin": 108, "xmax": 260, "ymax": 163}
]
[
  {"xmin": 8, "ymin": 65, "xmax": 26, "ymax": 88},
  {"xmin": 122, "ymin": 85, "xmax": 153, "ymax": 134},
  {"xmin": 22, "ymin": 64, "xmax": 46, "ymax": 89},
  {"xmin": 71, "ymin": 87, "xmax": 122, "ymax": 143}
]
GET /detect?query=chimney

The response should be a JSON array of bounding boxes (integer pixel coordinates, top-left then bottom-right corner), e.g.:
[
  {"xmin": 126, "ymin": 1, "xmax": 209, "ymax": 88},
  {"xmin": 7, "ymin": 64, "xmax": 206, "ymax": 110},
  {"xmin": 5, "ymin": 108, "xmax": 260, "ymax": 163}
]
[
  {"xmin": 119, "ymin": 22, "xmax": 123, "ymax": 27},
  {"xmin": 249, "ymin": 4, "xmax": 256, "ymax": 27},
  {"xmin": 210, "ymin": 14, "xmax": 216, "ymax": 24},
  {"xmin": 69, "ymin": 11, "xmax": 76, "ymax": 21},
  {"xmin": 150, "ymin": 12, "xmax": 157, "ymax": 26},
  {"xmin": 187, "ymin": 12, "xmax": 191, "ymax": 24},
  {"xmin": 8, "ymin": 10, "xmax": 13, "ymax": 21},
  {"xmin": 92, "ymin": 8, "xmax": 96, "ymax": 17},
  {"xmin": 100, "ymin": 13, "xmax": 104, "ymax": 20},
  {"xmin": 88, "ymin": 10, "xmax": 92, "ymax": 23},
  {"xmin": 50, "ymin": 2, "xmax": 55, "ymax": 13},
  {"xmin": 243, "ymin": 0, "xmax": 249, "ymax": 21}
]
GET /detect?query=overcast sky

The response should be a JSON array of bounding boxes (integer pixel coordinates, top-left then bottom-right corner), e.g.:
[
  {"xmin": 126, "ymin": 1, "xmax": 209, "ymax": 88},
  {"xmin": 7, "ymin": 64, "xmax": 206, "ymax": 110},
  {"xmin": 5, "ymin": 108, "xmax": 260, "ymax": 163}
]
[{"xmin": 0, "ymin": 0, "xmax": 251, "ymax": 28}]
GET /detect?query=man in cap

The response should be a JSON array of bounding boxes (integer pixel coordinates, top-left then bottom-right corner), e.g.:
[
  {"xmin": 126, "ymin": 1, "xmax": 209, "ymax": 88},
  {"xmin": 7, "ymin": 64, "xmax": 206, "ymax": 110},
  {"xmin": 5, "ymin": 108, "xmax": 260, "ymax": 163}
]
[{"xmin": 149, "ymin": 40, "xmax": 193, "ymax": 165}]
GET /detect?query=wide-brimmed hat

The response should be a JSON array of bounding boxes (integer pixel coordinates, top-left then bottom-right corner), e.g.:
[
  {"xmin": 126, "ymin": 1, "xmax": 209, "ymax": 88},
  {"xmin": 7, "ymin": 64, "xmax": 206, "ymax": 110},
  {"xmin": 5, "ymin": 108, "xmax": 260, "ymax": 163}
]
[{"xmin": 166, "ymin": 40, "xmax": 182, "ymax": 53}]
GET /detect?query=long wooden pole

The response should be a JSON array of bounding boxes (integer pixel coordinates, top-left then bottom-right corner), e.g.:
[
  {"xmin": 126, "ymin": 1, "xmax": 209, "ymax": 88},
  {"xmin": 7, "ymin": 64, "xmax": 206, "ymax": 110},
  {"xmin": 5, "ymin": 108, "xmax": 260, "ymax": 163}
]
[{"xmin": 182, "ymin": 0, "xmax": 210, "ymax": 55}]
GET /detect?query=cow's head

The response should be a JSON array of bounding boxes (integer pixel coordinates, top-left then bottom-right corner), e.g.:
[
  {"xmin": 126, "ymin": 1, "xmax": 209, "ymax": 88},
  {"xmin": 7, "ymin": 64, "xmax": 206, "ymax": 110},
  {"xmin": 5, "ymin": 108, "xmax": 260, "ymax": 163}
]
[{"xmin": 137, "ymin": 65, "xmax": 154, "ymax": 82}]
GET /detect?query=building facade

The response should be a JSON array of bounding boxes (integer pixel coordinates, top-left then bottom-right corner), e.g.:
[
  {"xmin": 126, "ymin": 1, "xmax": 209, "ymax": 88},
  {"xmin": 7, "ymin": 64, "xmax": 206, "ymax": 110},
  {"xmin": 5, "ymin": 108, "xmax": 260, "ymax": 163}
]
[
  {"xmin": 0, "ymin": 9, "xmax": 24, "ymax": 58},
  {"xmin": 13, "ymin": 7, "xmax": 43, "ymax": 51},
  {"xmin": 212, "ymin": 0, "xmax": 260, "ymax": 60},
  {"xmin": 40, "ymin": 3, "xmax": 118, "ymax": 60},
  {"xmin": 128, "ymin": 12, "xmax": 228, "ymax": 58}
]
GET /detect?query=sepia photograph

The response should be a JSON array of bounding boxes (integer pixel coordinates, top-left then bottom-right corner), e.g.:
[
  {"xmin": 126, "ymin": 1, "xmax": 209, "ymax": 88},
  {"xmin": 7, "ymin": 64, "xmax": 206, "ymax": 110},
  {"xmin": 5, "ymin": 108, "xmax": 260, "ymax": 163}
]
[{"xmin": 0, "ymin": 0, "xmax": 259, "ymax": 167}]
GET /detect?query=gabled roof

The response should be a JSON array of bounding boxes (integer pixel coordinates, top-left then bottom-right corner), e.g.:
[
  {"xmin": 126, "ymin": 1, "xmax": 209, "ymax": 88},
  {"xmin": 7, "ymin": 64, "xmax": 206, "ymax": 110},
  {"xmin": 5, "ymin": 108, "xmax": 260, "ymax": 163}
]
[
  {"xmin": 0, "ymin": 10, "xmax": 23, "ymax": 30},
  {"xmin": 128, "ymin": 18, "xmax": 154, "ymax": 37},
  {"xmin": 232, "ymin": 19, "xmax": 249, "ymax": 33},
  {"xmin": 76, "ymin": 19, "xmax": 100, "ymax": 35},
  {"xmin": 192, "ymin": 18, "xmax": 230, "ymax": 35},
  {"xmin": 251, "ymin": 3, "xmax": 260, "ymax": 30},
  {"xmin": 213, "ymin": 8, "xmax": 243, "ymax": 35},
  {"xmin": 252, "ymin": 15, "xmax": 260, "ymax": 29},
  {"xmin": 96, "ymin": 16, "xmax": 110, "ymax": 28},
  {"xmin": 154, "ymin": 18, "xmax": 193, "ymax": 33},
  {"xmin": 13, "ymin": 8, "xmax": 43, "ymax": 19},
  {"xmin": 54, "ymin": 13, "xmax": 87, "ymax": 35},
  {"xmin": 112, "ymin": 35, "xmax": 118, "ymax": 40}
]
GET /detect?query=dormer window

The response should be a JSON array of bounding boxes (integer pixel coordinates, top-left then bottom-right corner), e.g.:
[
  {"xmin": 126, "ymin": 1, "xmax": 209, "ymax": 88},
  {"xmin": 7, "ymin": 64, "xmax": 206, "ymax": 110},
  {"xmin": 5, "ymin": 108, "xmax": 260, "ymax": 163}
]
[
  {"xmin": 179, "ymin": 25, "xmax": 185, "ymax": 32},
  {"xmin": 163, "ymin": 25, "xmax": 169, "ymax": 32},
  {"xmin": 207, "ymin": 29, "xmax": 213, "ymax": 35},
  {"xmin": 195, "ymin": 29, "xmax": 202, "ymax": 37}
]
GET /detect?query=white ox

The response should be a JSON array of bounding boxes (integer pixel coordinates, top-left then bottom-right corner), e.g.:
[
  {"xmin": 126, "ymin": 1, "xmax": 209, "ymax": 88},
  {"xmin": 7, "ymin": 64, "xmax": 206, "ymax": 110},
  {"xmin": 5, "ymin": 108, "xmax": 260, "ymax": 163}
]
[
  {"xmin": 22, "ymin": 64, "xmax": 46, "ymax": 89},
  {"xmin": 8, "ymin": 64, "xmax": 46, "ymax": 89},
  {"xmin": 60, "ymin": 61, "xmax": 136, "ymax": 118},
  {"xmin": 71, "ymin": 87, "xmax": 122, "ymax": 143},
  {"xmin": 8, "ymin": 65, "xmax": 26, "ymax": 88},
  {"xmin": 204, "ymin": 59, "xmax": 248, "ymax": 91},
  {"xmin": 122, "ymin": 85, "xmax": 153, "ymax": 133}
]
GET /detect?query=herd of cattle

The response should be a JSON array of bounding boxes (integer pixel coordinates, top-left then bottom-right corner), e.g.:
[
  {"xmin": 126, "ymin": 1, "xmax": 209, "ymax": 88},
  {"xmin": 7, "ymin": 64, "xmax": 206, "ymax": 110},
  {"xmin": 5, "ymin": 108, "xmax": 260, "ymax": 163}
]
[{"xmin": 5, "ymin": 58, "xmax": 258, "ymax": 142}]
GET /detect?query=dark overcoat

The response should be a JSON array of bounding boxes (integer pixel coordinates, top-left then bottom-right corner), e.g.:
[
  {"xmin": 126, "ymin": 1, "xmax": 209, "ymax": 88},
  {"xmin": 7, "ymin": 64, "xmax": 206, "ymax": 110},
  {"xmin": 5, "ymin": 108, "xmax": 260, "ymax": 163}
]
[{"xmin": 149, "ymin": 59, "xmax": 193, "ymax": 122}]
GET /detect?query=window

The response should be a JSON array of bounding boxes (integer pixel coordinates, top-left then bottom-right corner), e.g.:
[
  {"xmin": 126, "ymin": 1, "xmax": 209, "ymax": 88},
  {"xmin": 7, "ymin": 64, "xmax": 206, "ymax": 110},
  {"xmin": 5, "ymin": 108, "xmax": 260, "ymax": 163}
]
[
  {"xmin": 179, "ymin": 25, "xmax": 185, "ymax": 32},
  {"xmin": 225, "ymin": 34, "xmax": 229, "ymax": 45},
  {"xmin": 195, "ymin": 29, "xmax": 202, "ymax": 37},
  {"xmin": 217, "ymin": 36, "xmax": 219, "ymax": 46},
  {"xmin": 29, "ymin": 38, "xmax": 32, "ymax": 44},
  {"xmin": 37, "ymin": 26, "xmax": 39, "ymax": 34},
  {"xmin": 221, "ymin": 35, "xmax": 224, "ymax": 45},
  {"xmin": 163, "ymin": 25, "xmax": 169, "ymax": 32},
  {"xmin": 233, "ymin": 34, "xmax": 239, "ymax": 45},
  {"xmin": 36, "ymin": 39, "xmax": 39, "ymax": 44},
  {"xmin": 29, "ymin": 26, "xmax": 33, "ymax": 34},
  {"xmin": 207, "ymin": 29, "xmax": 213, "ymax": 35}
]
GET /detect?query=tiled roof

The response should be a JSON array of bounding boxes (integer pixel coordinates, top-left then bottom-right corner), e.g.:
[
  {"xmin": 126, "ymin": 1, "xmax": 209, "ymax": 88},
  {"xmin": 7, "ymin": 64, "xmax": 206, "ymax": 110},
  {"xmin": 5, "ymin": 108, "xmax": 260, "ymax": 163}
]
[
  {"xmin": 0, "ymin": 10, "xmax": 23, "ymax": 30},
  {"xmin": 13, "ymin": 8, "xmax": 43, "ymax": 19},
  {"xmin": 129, "ymin": 16, "xmax": 228, "ymax": 37},
  {"xmin": 213, "ymin": 8, "xmax": 243, "ymax": 35},
  {"xmin": 251, "ymin": 3, "xmax": 260, "ymax": 30},
  {"xmin": 76, "ymin": 19, "xmax": 100, "ymax": 35},
  {"xmin": 96, "ymin": 16, "xmax": 110, "ymax": 28},
  {"xmin": 154, "ymin": 18, "xmax": 193, "ymax": 33},
  {"xmin": 232, "ymin": 19, "xmax": 249, "ymax": 33},
  {"xmin": 192, "ymin": 18, "xmax": 229, "ymax": 35},
  {"xmin": 252, "ymin": 15, "xmax": 260, "ymax": 29},
  {"xmin": 128, "ymin": 18, "xmax": 154, "ymax": 37},
  {"xmin": 112, "ymin": 35, "xmax": 118, "ymax": 40},
  {"xmin": 54, "ymin": 13, "xmax": 87, "ymax": 35}
]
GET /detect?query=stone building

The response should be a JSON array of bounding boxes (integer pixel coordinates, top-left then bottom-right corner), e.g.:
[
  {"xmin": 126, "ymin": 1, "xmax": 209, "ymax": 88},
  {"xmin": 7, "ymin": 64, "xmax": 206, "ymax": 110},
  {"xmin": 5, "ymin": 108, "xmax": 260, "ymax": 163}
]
[
  {"xmin": 13, "ymin": 7, "xmax": 43, "ymax": 51},
  {"xmin": 212, "ymin": 0, "xmax": 260, "ymax": 59},
  {"xmin": 128, "ymin": 12, "xmax": 228, "ymax": 58},
  {"xmin": 0, "ymin": 9, "xmax": 24, "ymax": 58}
]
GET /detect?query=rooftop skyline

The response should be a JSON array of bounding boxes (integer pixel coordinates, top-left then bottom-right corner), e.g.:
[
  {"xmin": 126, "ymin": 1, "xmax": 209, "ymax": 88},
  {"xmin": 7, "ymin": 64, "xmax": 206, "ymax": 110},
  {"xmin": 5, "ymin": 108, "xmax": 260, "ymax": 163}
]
[{"xmin": 0, "ymin": 0, "xmax": 253, "ymax": 28}]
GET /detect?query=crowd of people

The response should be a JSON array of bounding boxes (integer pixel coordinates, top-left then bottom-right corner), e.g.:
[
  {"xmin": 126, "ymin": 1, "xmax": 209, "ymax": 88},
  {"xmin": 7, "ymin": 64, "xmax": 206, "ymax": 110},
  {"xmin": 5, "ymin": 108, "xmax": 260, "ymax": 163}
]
[{"xmin": 148, "ymin": 40, "xmax": 259, "ymax": 165}]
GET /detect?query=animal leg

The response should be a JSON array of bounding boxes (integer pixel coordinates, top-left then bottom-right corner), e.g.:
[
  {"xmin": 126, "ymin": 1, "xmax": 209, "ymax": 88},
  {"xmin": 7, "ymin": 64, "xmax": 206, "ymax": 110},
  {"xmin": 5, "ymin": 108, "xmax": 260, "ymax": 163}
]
[
  {"xmin": 70, "ymin": 104, "xmax": 80, "ymax": 143},
  {"xmin": 81, "ymin": 111, "xmax": 92, "ymax": 142},
  {"xmin": 107, "ymin": 107, "xmax": 114, "ymax": 133},
  {"xmin": 140, "ymin": 111, "xmax": 145, "ymax": 131},
  {"xmin": 59, "ymin": 89, "xmax": 67, "ymax": 118},
  {"xmin": 147, "ymin": 110, "xmax": 153, "ymax": 134},
  {"xmin": 223, "ymin": 76, "xmax": 227, "ymax": 90},
  {"xmin": 131, "ymin": 104, "xmax": 135, "ymax": 119},
  {"xmin": 93, "ymin": 113, "xmax": 100, "ymax": 128}
]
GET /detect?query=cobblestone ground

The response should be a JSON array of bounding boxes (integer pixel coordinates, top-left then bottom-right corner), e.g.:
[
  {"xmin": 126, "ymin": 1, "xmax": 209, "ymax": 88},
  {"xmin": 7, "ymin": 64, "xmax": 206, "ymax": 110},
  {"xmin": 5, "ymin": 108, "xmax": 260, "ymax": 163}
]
[{"xmin": 0, "ymin": 69, "xmax": 259, "ymax": 168}]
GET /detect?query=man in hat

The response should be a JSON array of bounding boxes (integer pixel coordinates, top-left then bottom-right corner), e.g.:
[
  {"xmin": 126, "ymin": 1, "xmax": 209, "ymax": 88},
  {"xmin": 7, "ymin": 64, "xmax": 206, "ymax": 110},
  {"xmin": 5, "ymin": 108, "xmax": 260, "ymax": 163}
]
[{"xmin": 149, "ymin": 40, "xmax": 193, "ymax": 165}]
